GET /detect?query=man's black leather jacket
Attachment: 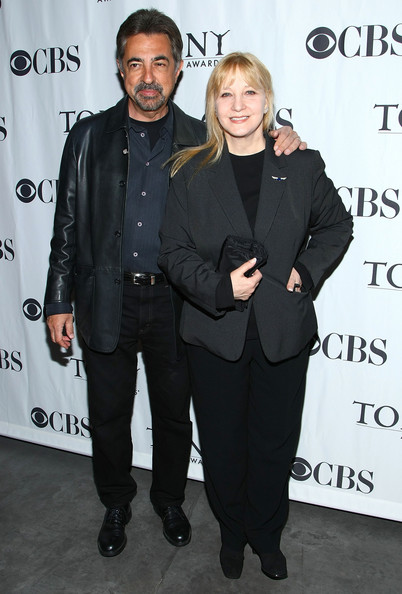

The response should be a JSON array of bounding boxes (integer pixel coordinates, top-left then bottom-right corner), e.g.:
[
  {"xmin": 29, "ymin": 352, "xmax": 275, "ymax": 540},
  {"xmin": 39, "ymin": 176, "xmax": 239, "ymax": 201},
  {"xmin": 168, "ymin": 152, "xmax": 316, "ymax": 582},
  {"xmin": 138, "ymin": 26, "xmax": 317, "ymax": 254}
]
[{"xmin": 44, "ymin": 96, "xmax": 206, "ymax": 352}]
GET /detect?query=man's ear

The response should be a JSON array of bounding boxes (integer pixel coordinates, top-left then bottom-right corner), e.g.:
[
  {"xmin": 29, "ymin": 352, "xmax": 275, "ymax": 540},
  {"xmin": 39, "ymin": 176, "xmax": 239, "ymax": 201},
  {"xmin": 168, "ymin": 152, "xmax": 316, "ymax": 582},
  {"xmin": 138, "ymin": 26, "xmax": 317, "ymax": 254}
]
[
  {"xmin": 117, "ymin": 59, "xmax": 124, "ymax": 78},
  {"xmin": 175, "ymin": 59, "xmax": 184, "ymax": 82}
]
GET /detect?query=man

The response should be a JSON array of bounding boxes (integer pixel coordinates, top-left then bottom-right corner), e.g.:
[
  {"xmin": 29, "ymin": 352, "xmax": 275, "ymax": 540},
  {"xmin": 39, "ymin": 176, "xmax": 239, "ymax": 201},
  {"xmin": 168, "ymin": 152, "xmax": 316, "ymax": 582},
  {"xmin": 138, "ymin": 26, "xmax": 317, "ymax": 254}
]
[{"xmin": 45, "ymin": 8, "xmax": 305, "ymax": 558}]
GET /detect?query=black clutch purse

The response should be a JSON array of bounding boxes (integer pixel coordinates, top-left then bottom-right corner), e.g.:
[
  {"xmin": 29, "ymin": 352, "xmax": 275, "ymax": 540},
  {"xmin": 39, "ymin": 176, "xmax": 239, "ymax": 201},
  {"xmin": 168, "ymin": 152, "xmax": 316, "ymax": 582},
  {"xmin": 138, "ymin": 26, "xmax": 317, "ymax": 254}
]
[{"xmin": 217, "ymin": 235, "xmax": 267, "ymax": 277}]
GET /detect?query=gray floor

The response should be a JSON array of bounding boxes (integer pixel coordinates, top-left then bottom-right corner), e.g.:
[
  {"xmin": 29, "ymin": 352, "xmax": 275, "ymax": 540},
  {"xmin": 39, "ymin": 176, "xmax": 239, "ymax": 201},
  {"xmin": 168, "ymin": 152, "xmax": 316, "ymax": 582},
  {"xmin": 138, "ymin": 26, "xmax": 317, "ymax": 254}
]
[{"xmin": 1, "ymin": 436, "xmax": 400, "ymax": 594}]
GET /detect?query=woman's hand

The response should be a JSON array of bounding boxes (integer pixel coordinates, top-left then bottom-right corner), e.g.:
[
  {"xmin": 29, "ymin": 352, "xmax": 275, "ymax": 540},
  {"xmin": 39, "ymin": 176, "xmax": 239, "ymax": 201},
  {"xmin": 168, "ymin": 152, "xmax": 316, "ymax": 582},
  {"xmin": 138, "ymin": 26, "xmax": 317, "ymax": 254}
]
[
  {"xmin": 286, "ymin": 267, "xmax": 302, "ymax": 292},
  {"xmin": 230, "ymin": 258, "xmax": 263, "ymax": 301}
]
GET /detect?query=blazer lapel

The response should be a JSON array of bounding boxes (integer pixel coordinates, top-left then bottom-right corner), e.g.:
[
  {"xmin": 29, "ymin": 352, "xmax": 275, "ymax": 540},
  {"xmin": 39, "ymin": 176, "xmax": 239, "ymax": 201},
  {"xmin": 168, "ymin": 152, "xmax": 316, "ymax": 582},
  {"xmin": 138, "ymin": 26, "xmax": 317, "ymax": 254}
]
[
  {"xmin": 254, "ymin": 139, "xmax": 288, "ymax": 243},
  {"xmin": 207, "ymin": 148, "xmax": 253, "ymax": 237}
]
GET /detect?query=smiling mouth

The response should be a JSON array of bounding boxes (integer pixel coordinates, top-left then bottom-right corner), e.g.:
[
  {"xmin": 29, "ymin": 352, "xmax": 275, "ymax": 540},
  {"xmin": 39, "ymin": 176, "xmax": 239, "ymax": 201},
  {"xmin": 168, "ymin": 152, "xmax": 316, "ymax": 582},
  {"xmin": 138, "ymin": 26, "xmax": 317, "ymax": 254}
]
[
  {"xmin": 134, "ymin": 82, "xmax": 163, "ymax": 98},
  {"xmin": 230, "ymin": 116, "xmax": 249, "ymax": 122}
]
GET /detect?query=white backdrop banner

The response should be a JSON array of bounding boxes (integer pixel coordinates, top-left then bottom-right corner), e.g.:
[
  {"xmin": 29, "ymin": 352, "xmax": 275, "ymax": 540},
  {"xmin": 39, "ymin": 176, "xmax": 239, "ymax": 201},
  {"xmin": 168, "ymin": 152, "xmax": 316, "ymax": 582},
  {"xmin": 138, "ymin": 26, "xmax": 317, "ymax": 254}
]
[{"xmin": 1, "ymin": 0, "xmax": 401, "ymax": 521}]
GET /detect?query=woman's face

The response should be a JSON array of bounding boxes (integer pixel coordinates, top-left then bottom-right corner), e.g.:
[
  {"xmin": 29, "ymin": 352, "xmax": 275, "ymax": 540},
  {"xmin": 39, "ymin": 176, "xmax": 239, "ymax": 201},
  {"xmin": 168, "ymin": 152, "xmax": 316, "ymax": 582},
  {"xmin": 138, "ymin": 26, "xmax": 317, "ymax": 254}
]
[{"xmin": 214, "ymin": 68, "xmax": 268, "ymax": 151}]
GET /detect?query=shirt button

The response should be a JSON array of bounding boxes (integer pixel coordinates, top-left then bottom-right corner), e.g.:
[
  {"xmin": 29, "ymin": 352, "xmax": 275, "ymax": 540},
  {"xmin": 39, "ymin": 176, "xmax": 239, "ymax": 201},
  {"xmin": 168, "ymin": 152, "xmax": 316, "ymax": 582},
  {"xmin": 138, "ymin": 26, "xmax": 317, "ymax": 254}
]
[
  {"xmin": 145, "ymin": 161, "xmax": 150, "ymax": 166},
  {"xmin": 114, "ymin": 278, "xmax": 121, "ymax": 285},
  {"xmin": 140, "ymin": 132, "xmax": 145, "ymax": 138},
  {"xmin": 114, "ymin": 230, "xmax": 121, "ymax": 237},
  {"xmin": 137, "ymin": 222, "xmax": 143, "ymax": 227},
  {"xmin": 141, "ymin": 191, "xmax": 146, "ymax": 197},
  {"xmin": 119, "ymin": 180, "xmax": 125, "ymax": 187},
  {"xmin": 133, "ymin": 252, "xmax": 138, "ymax": 257},
  {"xmin": 122, "ymin": 148, "xmax": 129, "ymax": 155}
]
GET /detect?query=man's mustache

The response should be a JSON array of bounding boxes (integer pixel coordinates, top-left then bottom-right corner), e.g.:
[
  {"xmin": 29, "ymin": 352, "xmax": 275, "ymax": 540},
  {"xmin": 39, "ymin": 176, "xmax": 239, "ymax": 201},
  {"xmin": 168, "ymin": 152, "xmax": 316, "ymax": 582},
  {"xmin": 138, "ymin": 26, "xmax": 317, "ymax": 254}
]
[{"xmin": 135, "ymin": 82, "xmax": 164, "ymax": 94}]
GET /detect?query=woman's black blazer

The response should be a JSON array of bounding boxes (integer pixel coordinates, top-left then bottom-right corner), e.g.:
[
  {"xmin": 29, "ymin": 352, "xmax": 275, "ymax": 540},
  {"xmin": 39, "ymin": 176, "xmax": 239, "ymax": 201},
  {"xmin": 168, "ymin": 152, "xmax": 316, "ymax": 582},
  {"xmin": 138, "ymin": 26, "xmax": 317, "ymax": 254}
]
[{"xmin": 159, "ymin": 137, "xmax": 353, "ymax": 362}]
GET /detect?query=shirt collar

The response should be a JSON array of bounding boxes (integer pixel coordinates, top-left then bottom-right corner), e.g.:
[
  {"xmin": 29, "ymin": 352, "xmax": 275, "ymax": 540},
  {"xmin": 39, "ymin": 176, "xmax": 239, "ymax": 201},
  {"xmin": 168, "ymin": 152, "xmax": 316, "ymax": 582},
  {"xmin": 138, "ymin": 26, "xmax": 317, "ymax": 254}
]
[{"xmin": 127, "ymin": 102, "xmax": 174, "ymax": 140}]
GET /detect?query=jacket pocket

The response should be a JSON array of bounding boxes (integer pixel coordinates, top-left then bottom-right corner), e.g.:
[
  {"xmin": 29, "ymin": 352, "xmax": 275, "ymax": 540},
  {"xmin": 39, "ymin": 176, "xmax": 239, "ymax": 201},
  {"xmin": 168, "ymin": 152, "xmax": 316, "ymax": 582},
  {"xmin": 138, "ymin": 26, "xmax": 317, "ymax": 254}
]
[{"xmin": 74, "ymin": 265, "xmax": 95, "ymax": 332}]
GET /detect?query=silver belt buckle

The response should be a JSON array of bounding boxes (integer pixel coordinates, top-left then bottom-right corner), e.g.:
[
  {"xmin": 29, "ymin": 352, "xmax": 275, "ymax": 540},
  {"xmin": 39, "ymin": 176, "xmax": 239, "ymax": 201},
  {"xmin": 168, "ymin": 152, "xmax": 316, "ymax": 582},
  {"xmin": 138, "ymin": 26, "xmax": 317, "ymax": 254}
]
[{"xmin": 150, "ymin": 274, "xmax": 156, "ymax": 286}]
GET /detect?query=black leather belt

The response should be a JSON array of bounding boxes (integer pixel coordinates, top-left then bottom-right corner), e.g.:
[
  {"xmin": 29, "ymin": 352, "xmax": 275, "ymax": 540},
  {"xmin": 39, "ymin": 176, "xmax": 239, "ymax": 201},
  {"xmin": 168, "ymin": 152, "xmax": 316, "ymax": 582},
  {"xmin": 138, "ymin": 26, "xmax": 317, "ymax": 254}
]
[{"xmin": 123, "ymin": 271, "xmax": 166, "ymax": 286}]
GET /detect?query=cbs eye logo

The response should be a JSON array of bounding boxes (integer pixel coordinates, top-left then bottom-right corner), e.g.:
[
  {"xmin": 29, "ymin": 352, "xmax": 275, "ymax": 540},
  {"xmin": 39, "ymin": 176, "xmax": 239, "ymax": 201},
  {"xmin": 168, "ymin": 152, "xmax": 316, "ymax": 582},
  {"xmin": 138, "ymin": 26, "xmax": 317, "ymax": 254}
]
[
  {"xmin": 31, "ymin": 407, "xmax": 48, "ymax": 428},
  {"xmin": 16, "ymin": 179, "xmax": 36, "ymax": 203},
  {"xmin": 10, "ymin": 50, "xmax": 32, "ymax": 76},
  {"xmin": 306, "ymin": 27, "xmax": 337, "ymax": 59},
  {"xmin": 290, "ymin": 457, "xmax": 312, "ymax": 481},
  {"xmin": 23, "ymin": 299, "xmax": 42, "ymax": 321}
]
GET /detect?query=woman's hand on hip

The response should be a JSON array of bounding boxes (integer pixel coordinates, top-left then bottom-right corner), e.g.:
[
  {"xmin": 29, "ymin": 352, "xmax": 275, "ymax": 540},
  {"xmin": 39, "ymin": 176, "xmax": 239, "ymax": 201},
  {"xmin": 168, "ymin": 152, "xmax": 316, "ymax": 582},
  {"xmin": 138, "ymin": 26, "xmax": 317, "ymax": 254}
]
[{"xmin": 286, "ymin": 267, "xmax": 302, "ymax": 292}]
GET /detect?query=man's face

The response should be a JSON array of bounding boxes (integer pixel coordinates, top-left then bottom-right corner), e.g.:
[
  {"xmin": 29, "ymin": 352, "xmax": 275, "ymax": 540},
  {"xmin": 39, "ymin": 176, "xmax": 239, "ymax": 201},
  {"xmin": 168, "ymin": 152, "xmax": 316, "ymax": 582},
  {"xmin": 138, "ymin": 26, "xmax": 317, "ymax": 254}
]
[{"xmin": 118, "ymin": 33, "xmax": 183, "ymax": 121}]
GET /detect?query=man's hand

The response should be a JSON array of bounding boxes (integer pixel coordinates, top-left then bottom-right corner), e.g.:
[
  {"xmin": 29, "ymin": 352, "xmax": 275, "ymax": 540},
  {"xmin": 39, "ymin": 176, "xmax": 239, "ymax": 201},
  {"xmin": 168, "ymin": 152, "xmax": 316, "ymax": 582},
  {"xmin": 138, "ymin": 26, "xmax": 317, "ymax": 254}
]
[
  {"xmin": 230, "ymin": 259, "xmax": 263, "ymax": 301},
  {"xmin": 286, "ymin": 267, "xmax": 302, "ymax": 292},
  {"xmin": 269, "ymin": 126, "xmax": 307, "ymax": 157},
  {"xmin": 46, "ymin": 313, "xmax": 74, "ymax": 349}
]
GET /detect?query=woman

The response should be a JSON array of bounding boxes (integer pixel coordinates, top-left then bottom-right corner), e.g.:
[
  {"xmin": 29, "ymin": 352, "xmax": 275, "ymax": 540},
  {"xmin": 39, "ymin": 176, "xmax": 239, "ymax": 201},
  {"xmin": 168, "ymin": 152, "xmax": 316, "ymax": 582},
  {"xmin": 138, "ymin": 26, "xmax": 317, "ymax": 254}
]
[{"xmin": 159, "ymin": 53, "xmax": 353, "ymax": 580}]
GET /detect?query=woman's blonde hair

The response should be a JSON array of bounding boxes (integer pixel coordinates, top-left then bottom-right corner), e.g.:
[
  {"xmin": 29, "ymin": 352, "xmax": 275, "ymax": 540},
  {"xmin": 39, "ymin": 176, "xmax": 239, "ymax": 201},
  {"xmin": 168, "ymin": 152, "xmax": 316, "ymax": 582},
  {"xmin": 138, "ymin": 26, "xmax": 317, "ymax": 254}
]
[{"xmin": 170, "ymin": 52, "xmax": 274, "ymax": 177}]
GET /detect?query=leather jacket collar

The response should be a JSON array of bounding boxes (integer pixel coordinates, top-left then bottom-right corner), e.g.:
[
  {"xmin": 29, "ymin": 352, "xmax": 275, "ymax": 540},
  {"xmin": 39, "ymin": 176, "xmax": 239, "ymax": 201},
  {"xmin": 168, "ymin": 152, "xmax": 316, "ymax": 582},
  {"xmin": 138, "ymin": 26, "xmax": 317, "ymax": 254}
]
[{"xmin": 104, "ymin": 95, "xmax": 204, "ymax": 151}]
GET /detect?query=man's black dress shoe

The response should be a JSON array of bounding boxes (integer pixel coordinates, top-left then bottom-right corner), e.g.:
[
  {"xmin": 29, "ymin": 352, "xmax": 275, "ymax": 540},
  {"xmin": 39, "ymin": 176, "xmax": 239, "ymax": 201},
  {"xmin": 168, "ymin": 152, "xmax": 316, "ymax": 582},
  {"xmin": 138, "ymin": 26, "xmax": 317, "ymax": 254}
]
[
  {"xmin": 219, "ymin": 545, "xmax": 244, "ymax": 579},
  {"xmin": 259, "ymin": 550, "xmax": 288, "ymax": 580},
  {"xmin": 97, "ymin": 503, "xmax": 132, "ymax": 557},
  {"xmin": 153, "ymin": 505, "xmax": 191, "ymax": 547}
]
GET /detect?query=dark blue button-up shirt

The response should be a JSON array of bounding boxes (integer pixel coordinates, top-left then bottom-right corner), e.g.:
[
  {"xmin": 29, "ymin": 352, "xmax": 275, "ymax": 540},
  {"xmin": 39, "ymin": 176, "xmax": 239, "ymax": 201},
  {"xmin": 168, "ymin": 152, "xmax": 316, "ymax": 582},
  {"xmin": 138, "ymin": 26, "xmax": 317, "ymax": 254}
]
[{"xmin": 123, "ymin": 108, "xmax": 173, "ymax": 273}]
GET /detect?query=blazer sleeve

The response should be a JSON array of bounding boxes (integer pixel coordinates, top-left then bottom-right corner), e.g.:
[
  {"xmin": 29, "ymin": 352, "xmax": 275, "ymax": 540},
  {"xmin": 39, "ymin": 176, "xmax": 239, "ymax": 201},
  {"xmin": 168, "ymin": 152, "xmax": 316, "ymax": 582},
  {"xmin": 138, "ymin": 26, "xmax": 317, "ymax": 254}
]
[
  {"xmin": 159, "ymin": 167, "xmax": 226, "ymax": 318},
  {"xmin": 294, "ymin": 150, "xmax": 353, "ymax": 287},
  {"xmin": 44, "ymin": 130, "xmax": 77, "ymax": 308}
]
